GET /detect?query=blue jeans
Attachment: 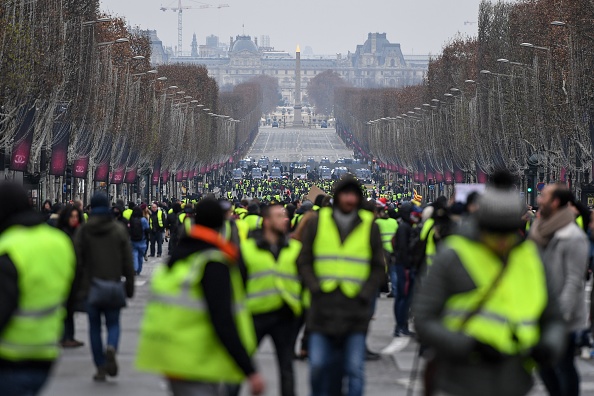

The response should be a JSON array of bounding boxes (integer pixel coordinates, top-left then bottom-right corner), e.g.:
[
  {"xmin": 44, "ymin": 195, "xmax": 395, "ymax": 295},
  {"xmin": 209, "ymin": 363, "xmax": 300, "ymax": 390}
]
[
  {"xmin": 540, "ymin": 333, "xmax": 579, "ymax": 396},
  {"xmin": 388, "ymin": 264, "xmax": 398, "ymax": 319},
  {"xmin": 394, "ymin": 265, "xmax": 414, "ymax": 332},
  {"xmin": 132, "ymin": 240, "xmax": 146, "ymax": 274},
  {"xmin": 87, "ymin": 303, "xmax": 121, "ymax": 367},
  {"xmin": 0, "ymin": 366, "xmax": 51, "ymax": 396},
  {"xmin": 309, "ymin": 332, "xmax": 366, "ymax": 396}
]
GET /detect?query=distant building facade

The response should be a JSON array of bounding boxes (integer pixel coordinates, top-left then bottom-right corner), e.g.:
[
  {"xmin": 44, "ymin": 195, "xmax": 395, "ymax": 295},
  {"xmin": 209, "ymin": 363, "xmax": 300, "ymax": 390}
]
[{"xmin": 151, "ymin": 32, "xmax": 428, "ymax": 104}]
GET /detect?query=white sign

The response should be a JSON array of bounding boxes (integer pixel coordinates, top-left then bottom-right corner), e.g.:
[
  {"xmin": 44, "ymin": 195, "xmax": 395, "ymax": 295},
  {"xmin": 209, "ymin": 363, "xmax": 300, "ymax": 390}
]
[{"xmin": 455, "ymin": 183, "xmax": 486, "ymax": 203}]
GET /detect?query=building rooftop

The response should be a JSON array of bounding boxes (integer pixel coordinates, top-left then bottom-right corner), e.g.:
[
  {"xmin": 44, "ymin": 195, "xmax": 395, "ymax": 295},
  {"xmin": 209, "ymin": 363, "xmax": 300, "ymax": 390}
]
[{"xmin": 231, "ymin": 35, "xmax": 258, "ymax": 54}]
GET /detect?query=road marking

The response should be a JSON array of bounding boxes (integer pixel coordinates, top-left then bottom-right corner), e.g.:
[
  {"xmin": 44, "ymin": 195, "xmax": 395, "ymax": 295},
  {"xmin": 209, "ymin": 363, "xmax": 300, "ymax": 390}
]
[
  {"xmin": 381, "ymin": 337, "xmax": 411, "ymax": 355},
  {"xmin": 135, "ymin": 280, "xmax": 147, "ymax": 287}
]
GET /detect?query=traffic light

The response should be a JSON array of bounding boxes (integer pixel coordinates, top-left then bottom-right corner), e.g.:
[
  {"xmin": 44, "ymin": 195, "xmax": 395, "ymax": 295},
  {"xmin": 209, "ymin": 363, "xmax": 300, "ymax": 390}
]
[
  {"xmin": 527, "ymin": 186, "xmax": 533, "ymax": 193},
  {"xmin": 65, "ymin": 166, "xmax": 72, "ymax": 186}
]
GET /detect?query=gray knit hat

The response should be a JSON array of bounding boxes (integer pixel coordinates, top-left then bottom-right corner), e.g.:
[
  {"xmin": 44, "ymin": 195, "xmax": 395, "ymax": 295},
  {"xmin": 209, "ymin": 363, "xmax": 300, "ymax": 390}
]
[{"xmin": 476, "ymin": 171, "xmax": 524, "ymax": 233}]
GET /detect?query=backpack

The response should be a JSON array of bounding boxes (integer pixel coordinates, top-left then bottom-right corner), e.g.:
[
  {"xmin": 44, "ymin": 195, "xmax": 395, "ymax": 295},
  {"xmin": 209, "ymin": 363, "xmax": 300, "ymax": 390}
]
[{"xmin": 129, "ymin": 217, "xmax": 144, "ymax": 242}]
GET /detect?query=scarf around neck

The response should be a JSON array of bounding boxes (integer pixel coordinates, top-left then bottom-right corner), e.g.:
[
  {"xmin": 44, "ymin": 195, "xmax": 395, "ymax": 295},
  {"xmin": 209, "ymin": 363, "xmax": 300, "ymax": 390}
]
[{"xmin": 528, "ymin": 206, "xmax": 575, "ymax": 248}]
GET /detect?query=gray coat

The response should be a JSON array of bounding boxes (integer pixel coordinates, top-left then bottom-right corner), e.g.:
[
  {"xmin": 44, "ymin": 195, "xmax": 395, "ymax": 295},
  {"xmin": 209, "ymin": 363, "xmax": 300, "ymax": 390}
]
[
  {"xmin": 541, "ymin": 222, "xmax": 589, "ymax": 332},
  {"xmin": 413, "ymin": 229, "xmax": 565, "ymax": 396}
]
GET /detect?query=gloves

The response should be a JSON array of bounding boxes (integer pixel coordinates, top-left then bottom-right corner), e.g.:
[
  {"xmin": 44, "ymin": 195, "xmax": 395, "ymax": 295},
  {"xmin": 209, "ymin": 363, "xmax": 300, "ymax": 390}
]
[
  {"xmin": 530, "ymin": 343, "xmax": 554, "ymax": 366},
  {"xmin": 473, "ymin": 341, "xmax": 504, "ymax": 363}
]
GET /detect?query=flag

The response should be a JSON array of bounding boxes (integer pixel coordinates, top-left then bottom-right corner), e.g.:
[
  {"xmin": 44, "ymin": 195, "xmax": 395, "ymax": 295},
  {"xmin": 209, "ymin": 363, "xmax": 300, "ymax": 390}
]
[{"xmin": 413, "ymin": 188, "xmax": 423, "ymax": 202}]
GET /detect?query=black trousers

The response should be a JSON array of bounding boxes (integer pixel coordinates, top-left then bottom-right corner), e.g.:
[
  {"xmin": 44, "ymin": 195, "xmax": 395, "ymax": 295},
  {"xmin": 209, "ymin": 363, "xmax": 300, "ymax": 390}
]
[{"xmin": 253, "ymin": 308, "xmax": 298, "ymax": 396}]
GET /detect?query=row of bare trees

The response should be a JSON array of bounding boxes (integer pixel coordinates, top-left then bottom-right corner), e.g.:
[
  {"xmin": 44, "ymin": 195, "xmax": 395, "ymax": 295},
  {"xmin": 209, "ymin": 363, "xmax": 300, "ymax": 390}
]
[
  {"xmin": 0, "ymin": 0, "xmax": 261, "ymax": 200},
  {"xmin": 336, "ymin": 0, "xmax": 594, "ymax": 190}
]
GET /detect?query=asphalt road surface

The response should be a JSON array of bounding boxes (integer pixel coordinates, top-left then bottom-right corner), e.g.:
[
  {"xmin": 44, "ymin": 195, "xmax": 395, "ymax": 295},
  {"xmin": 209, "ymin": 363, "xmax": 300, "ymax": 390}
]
[
  {"xmin": 246, "ymin": 126, "xmax": 353, "ymax": 163},
  {"xmin": 42, "ymin": 245, "xmax": 594, "ymax": 396}
]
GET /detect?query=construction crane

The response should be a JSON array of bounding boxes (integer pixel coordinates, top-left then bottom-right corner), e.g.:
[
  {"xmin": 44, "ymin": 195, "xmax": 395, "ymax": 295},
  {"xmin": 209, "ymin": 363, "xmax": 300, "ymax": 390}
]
[{"xmin": 160, "ymin": 1, "xmax": 229, "ymax": 56}]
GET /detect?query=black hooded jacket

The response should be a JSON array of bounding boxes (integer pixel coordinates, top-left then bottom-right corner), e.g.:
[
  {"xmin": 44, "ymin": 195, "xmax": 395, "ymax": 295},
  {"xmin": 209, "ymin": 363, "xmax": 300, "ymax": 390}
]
[
  {"xmin": 296, "ymin": 176, "xmax": 385, "ymax": 336},
  {"xmin": 394, "ymin": 203, "xmax": 414, "ymax": 267}
]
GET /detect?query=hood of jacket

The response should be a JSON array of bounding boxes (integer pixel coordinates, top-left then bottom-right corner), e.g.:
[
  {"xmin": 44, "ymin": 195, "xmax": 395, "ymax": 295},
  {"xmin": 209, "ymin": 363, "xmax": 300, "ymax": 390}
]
[
  {"xmin": 84, "ymin": 215, "xmax": 117, "ymax": 236},
  {"xmin": 332, "ymin": 175, "xmax": 364, "ymax": 209}
]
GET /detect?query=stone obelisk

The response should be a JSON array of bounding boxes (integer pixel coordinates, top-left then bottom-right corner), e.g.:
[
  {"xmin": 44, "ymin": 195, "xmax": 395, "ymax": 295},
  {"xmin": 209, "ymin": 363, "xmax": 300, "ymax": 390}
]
[{"xmin": 293, "ymin": 45, "xmax": 302, "ymax": 126}]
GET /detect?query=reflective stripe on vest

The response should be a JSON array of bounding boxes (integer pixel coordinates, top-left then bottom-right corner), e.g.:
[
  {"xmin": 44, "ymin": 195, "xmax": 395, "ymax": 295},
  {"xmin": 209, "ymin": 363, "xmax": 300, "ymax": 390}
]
[
  {"xmin": 244, "ymin": 215, "xmax": 263, "ymax": 231},
  {"xmin": 442, "ymin": 236, "xmax": 547, "ymax": 355},
  {"xmin": 420, "ymin": 218, "xmax": 436, "ymax": 266},
  {"xmin": 220, "ymin": 221, "xmax": 232, "ymax": 242},
  {"xmin": 0, "ymin": 224, "xmax": 75, "ymax": 362},
  {"xmin": 136, "ymin": 249, "xmax": 256, "ymax": 383},
  {"xmin": 150, "ymin": 209, "xmax": 165, "ymax": 229},
  {"xmin": 241, "ymin": 239, "xmax": 302, "ymax": 316},
  {"xmin": 375, "ymin": 217, "xmax": 398, "ymax": 253},
  {"xmin": 241, "ymin": 239, "xmax": 303, "ymax": 316},
  {"xmin": 312, "ymin": 208, "xmax": 373, "ymax": 298},
  {"xmin": 291, "ymin": 214, "xmax": 302, "ymax": 229}
]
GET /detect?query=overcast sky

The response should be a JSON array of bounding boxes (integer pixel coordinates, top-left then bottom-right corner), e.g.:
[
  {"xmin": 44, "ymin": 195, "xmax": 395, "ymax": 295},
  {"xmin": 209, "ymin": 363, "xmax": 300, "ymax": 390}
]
[{"xmin": 99, "ymin": 0, "xmax": 483, "ymax": 56}]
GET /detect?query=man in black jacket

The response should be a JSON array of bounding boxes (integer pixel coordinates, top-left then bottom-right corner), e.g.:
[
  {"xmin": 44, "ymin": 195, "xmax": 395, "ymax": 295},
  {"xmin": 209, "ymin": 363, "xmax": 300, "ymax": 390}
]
[
  {"xmin": 297, "ymin": 176, "xmax": 384, "ymax": 396},
  {"xmin": 392, "ymin": 203, "xmax": 415, "ymax": 337},
  {"xmin": 149, "ymin": 202, "xmax": 167, "ymax": 257},
  {"xmin": 166, "ymin": 202, "xmax": 182, "ymax": 255}
]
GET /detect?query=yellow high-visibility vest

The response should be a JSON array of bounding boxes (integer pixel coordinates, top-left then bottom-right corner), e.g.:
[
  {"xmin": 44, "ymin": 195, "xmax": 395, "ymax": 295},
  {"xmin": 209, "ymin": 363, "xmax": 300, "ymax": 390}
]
[
  {"xmin": 420, "ymin": 218, "xmax": 436, "ymax": 267},
  {"xmin": 312, "ymin": 207, "xmax": 373, "ymax": 298},
  {"xmin": 443, "ymin": 236, "xmax": 547, "ymax": 355},
  {"xmin": 242, "ymin": 238, "xmax": 303, "ymax": 316},
  {"xmin": 0, "ymin": 224, "xmax": 75, "ymax": 362},
  {"xmin": 136, "ymin": 249, "xmax": 256, "ymax": 383},
  {"xmin": 375, "ymin": 217, "xmax": 398, "ymax": 253}
]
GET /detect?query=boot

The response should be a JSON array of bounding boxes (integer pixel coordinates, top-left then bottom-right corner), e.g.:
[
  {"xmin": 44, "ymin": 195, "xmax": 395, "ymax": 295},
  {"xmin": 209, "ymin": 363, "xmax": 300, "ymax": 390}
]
[
  {"xmin": 105, "ymin": 346, "xmax": 118, "ymax": 377},
  {"xmin": 93, "ymin": 366, "xmax": 107, "ymax": 382}
]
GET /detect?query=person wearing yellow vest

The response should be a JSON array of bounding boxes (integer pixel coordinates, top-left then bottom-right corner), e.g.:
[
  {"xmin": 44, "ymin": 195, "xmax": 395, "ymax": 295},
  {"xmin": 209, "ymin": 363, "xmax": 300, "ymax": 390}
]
[
  {"xmin": 149, "ymin": 202, "xmax": 168, "ymax": 258},
  {"xmin": 238, "ymin": 204, "xmax": 302, "ymax": 396},
  {"xmin": 374, "ymin": 202, "xmax": 398, "ymax": 304},
  {"xmin": 290, "ymin": 200, "xmax": 314, "ymax": 232},
  {"xmin": 244, "ymin": 203, "xmax": 263, "ymax": 232},
  {"xmin": 0, "ymin": 182, "xmax": 76, "ymax": 395},
  {"xmin": 122, "ymin": 201, "xmax": 135, "ymax": 221},
  {"xmin": 136, "ymin": 198, "xmax": 265, "ymax": 396},
  {"xmin": 414, "ymin": 171, "xmax": 565, "ymax": 396},
  {"xmin": 220, "ymin": 200, "xmax": 241, "ymax": 246},
  {"xmin": 297, "ymin": 175, "xmax": 385, "ymax": 396}
]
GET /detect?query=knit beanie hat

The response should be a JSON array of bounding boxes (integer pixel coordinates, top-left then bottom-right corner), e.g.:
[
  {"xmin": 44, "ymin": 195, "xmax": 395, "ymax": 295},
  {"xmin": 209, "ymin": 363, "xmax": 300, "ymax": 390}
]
[
  {"xmin": 0, "ymin": 182, "xmax": 31, "ymax": 229},
  {"xmin": 476, "ymin": 171, "xmax": 524, "ymax": 233},
  {"xmin": 90, "ymin": 192, "xmax": 110, "ymax": 215},
  {"xmin": 195, "ymin": 198, "xmax": 224, "ymax": 230},
  {"xmin": 333, "ymin": 175, "xmax": 363, "ymax": 208}
]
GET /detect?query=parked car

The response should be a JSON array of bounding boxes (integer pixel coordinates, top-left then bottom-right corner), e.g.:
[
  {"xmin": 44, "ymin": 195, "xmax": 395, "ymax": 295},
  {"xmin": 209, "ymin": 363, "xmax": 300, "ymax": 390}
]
[
  {"xmin": 258, "ymin": 157, "xmax": 269, "ymax": 171},
  {"xmin": 251, "ymin": 167, "xmax": 263, "ymax": 179},
  {"xmin": 232, "ymin": 168, "xmax": 243, "ymax": 180},
  {"xmin": 293, "ymin": 165, "xmax": 307, "ymax": 179},
  {"xmin": 319, "ymin": 166, "xmax": 332, "ymax": 180},
  {"xmin": 332, "ymin": 166, "xmax": 349, "ymax": 179},
  {"xmin": 355, "ymin": 168, "xmax": 372, "ymax": 183},
  {"xmin": 270, "ymin": 167, "xmax": 282, "ymax": 179}
]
